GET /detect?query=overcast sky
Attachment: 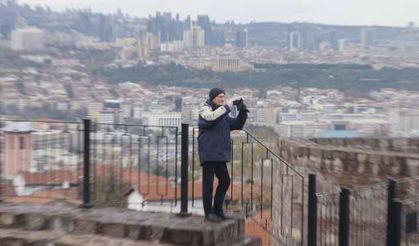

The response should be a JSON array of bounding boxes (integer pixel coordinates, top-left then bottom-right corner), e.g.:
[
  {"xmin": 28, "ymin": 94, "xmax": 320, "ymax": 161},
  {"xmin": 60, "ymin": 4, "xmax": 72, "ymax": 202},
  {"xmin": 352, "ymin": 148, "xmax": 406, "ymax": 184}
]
[{"xmin": 19, "ymin": 0, "xmax": 418, "ymax": 27}]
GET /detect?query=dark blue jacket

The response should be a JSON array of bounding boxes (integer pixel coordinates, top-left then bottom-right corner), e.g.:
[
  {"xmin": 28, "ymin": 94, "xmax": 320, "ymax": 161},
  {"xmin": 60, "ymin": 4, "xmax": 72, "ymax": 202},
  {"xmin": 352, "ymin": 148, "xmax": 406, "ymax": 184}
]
[{"xmin": 198, "ymin": 100, "xmax": 248, "ymax": 164}]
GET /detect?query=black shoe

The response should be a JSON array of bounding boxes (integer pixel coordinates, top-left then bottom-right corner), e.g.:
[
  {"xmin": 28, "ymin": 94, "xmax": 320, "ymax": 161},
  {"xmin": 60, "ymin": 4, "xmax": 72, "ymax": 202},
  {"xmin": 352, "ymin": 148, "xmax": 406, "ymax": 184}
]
[
  {"xmin": 215, "ymin": 212, "xmax": 232, "ymax": 220},
  {"xmin": 205, "ymin": 213, "xmax": 223, "ymax": 222}
]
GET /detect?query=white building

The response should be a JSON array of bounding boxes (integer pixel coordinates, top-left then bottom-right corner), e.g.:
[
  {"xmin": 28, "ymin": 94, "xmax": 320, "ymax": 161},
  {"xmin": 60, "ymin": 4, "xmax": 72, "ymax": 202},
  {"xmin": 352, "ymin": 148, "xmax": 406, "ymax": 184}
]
[
  {"xmin": 11, "ymin": 27, "xmax": 44, "ymax": 51},
  {"xmin": 88, "ymin": 102, "xmax": 104, "ymax": 121},
  {"xmin": 160, "ymin": 40, "xmax": 185, "ymax": 52},
  {"xmin": 98, "ymin": 110, "xmax": 116, "ymax": 124},
  {"xmin": 252, "ymin": 101, "xmax": 265, "ymax": 123},
  {"xmin": 278, "ymin": 112, "xmax": 391, "ymax": 138},
  {"xmin": 142, "ymin": 112, "xmax": 182, "ymax": 127},
  {"xmin": 210, "ymin": 58, "xmax": 254, "ymax": 72},
  {"xmin": 338, "ymin": 39, "xmax": 348, "ymax": 52},
  {"xmin": 389, "ymin": 107, "xmax": 419, "ymax": 135},
  {"xmin": 183, "ymin": 25, "xmax": 205, "ymax": 48},
  {"xmin": 348, "ymin": 119, "xmax": 391, "ymax": 136},
  {"xmin": 289, "ymin": 31, "xmax": 301, "ymax": 51},
  {"xmin": 278, "ymin": 113, "xmax": 319, "ymax": 122},
  {"xmin": 361, "ymin": 28, "xmax": 375, "ymax": 49},
  {"xmin": 279, "ymin": 121, "xmax": 327, "ymax": 138}
]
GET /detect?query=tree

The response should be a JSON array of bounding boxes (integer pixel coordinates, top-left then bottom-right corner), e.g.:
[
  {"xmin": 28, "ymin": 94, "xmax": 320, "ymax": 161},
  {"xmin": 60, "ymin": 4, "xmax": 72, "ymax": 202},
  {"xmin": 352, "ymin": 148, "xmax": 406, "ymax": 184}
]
[{"xmin": 91, "ymin": 63, "xmax": 419, "ymax": 93}]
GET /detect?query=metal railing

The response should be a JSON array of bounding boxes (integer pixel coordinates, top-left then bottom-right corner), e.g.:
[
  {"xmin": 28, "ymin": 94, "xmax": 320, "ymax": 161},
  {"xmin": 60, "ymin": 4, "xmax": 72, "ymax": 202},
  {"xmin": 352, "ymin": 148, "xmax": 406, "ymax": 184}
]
[
  {"xmin": 307, "ymin": 175, "xmax": 419, "ymax": 246},
  {"xmin": 6, "ymin": 118, "xmax": 419, "ymax": 246},
  {"xmin": 396, "ymin": 177, "xmax": 419, "ymax": 245},
  {"xmin": 315, "ymin": 191, "xmax": 340, "ymax": 246},
  {"xmin": 349, "ymin": 182, "xmax": 389, "ymax": 245},
  {"xmin": 189, "ymin": 127, "xmax": 305, "ymax": 245},
  {"xmin": 0, "ymin": 119, "xmax": 83, "ymax": 203},
  {"xmin": 0, "ymin": 120, "xmax": 296, "ymax": 246},
  {"xmin": 1, "ymin": 119, "xmax": 307, "ymax": 245},
  {"xmin": 88, "ymin": 121, "xmax": 179, "ymax": 209},
  {"xmin": 0, "ymin": 119, "xmax": 181, "ymax": 210}
]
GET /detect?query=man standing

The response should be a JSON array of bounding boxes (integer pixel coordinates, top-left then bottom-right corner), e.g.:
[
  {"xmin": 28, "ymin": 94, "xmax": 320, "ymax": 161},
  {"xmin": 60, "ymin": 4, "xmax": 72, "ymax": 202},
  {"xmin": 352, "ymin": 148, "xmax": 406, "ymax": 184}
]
[{"xmin": 198, "ymin": 88, "xmax": 248, "ymax": 221}]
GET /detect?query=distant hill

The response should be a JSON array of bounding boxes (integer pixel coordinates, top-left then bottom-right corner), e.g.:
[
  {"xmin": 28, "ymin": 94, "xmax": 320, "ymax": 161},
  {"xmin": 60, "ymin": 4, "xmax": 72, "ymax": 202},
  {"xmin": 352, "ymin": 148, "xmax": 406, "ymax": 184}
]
[{"xmin": 92, "ymin": 62, "xmax": 419, "ymax": 94}]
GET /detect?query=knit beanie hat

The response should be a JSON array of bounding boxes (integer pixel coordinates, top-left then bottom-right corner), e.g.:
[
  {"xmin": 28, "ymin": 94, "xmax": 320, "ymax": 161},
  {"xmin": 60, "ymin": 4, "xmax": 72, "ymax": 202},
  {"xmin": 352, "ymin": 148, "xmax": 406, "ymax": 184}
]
[{"xmin": 209, "ymin": 88, "xmax": 225, "ymax": 101}]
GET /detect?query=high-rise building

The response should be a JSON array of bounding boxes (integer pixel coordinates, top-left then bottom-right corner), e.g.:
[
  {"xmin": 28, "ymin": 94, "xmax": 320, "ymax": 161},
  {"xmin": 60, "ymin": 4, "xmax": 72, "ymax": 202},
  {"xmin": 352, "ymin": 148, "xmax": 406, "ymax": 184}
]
[
  {"xmin": 197, "ymin": 15, "xmax": 215, "ymax": 45},
  {"xmin": 197, "ymin": 15, "xmax": 211, "ymax": 31},
  {"xmin": 253, "ymin": 101, "xmax": 265, "ymax": 123},
  {"xmin": 207, "ymin": 27, "xmax": 225, "ymax": 46},
  {"xmin": 147, "ymin": 12, "xmax": 183, "ymax": 43},
  {"xmin": 163, "ymin": 12, "xmax": 172, "ymax": 20},
  {"xmin": 98, "ymin": 15, "xmax": 113, "ymax": 42},
  {"xmin": 235, "ymin": 28, "xmax": 248, "ymax": 48},
  {"xmin": 183, "ymin": 25, "xmax": 205, "ymax": 48},
  {"xmin": 185, "ymin": 15, "xmax": 192, "ymax": 30},
  {"xmin": 338, "ymin": 39, "xmax": 348, "ymax": 52},
  {"xmin": 11, "ymin": 27, "xmax": 44, "ymax": 51},
  {"xmin": 137, "ymin": 40, "xmax": 149, "ymax": 58},
  {"xmin": 145, "ymin": 32, "xmax": 158, "ymax": 50},
  {"xmin": 329, "ymin": 30, "xmax": 338, "ymax": 51},
  {"xmin": 289, "ymin": 31, "xmax": 301, "ymax": 51},
  {"xmin": 361, "ymin": 28, "xmax": 375, "ymax": 49},
  {"xmin": 102, "ymin": 99, "xmax": 123, "ymax": 124}
]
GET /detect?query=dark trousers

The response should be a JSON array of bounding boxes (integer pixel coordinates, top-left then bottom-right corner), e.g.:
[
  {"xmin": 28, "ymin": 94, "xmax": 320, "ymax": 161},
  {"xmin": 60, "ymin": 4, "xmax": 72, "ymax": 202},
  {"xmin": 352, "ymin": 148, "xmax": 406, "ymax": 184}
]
[{"xmin": 202, "ymin": 161, "xmax": 231, "ymax": 216}]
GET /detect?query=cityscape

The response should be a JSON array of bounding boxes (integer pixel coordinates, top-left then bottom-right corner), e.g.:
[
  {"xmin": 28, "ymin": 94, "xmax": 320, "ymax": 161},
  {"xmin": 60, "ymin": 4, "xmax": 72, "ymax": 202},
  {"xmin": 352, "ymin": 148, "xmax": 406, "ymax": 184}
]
[{"xmin": 1, "ymin": 0, "xmax": 419, "ymax": 245}]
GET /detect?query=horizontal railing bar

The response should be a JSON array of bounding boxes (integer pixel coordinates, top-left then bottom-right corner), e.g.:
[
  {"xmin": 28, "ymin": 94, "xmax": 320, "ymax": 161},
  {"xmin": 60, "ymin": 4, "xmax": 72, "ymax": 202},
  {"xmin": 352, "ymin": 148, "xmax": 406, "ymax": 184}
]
[
  {"xmin": 350, "ymin": 181, "xmax": 389, "ymax": 192},
  {"xmin": 243, "ymin": 130, "xmax": 304, "ymax": 178},
  {"xmin": 0, "ymin": 119, "xmax": 81, "ymax": 124}
]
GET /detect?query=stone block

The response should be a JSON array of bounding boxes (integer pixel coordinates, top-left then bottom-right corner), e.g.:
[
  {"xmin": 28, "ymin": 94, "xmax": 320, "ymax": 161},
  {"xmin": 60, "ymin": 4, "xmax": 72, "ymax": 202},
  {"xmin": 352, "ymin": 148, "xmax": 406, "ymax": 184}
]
[
  {"xmin": 143, "ymin": 224, "xmax": 164, "ymax": 241},
  {"xmin": 73, "ymin": 219, "xmax": 97, "ymax": 235},
  {"xmin": 406, "ymin": 158, "xmax": 419, "ymax": 176},
  {"xmin": 46, "ymin": 215, "xmax": 75, "ymax": 233},
  {"xmin": 331, "ymin": 150, "xmax": 346, "ymax": 160},
  {"xmin": 102, "ymin": 223, "xmax": 126, "ymax": 238},
  {"xmin": 161, "ymin": 228, "xmax": 203, "ymax": 245},
  {"xmin": 0, "ymin": 238, "xmax": 24, "ymax": 246},
  {"xmin": 0, "ymin": 213, "xmax": 22, "ymax": 228},
  {"xmin": 357, "ymin": 153, "xmax": 369, "ymax": 163},
  {"xmin": 23, "ymin": 213, "xmax": 47, "ymax": 231}
]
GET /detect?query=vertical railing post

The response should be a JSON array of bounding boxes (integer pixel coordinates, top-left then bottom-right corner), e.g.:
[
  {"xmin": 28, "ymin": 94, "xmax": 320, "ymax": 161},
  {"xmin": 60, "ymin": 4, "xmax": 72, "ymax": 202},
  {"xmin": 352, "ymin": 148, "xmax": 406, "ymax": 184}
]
[
  {"xmin": 178, "ymin": 123, "xmax": 191, "ymax": 217},
  {"xmin": 393, "ymin": 199, "xmax": 402, "ymax": 246},
  {"xmin": 0, "ymin": 131, "xmax": 3, "ymax": 202},
  {"xmin": 81, "ymin": 118, "xmax": 93, "ymax": 208},
  {"xmin": 308, "ymin": 174, "xmax": 317, "ymax": 246},
  {"xmin": 386, "ymin": 179, "xmax": 396, "ymax": 246},
  {"xmin": 339, "ymin": 187, "xmax": 350, "ymax": 246}
]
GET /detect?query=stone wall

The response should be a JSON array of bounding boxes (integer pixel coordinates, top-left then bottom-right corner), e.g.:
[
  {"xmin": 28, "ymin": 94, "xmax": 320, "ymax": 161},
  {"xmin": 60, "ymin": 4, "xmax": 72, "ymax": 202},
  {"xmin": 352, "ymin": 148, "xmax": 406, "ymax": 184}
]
[
  {"xmin": 310, "ymin": 138, "xmax": 419, "ymax": 154},
  {"xmin": 278, "ymin": 138, "xmax": 419, "ymax": 183},
  {"xmin": 271, "ymin": 137, "xmax": 419, "ymax": 245},
  {"xmin": 0, "ymin": 201, "xmax": 261, "ymax": 246}
]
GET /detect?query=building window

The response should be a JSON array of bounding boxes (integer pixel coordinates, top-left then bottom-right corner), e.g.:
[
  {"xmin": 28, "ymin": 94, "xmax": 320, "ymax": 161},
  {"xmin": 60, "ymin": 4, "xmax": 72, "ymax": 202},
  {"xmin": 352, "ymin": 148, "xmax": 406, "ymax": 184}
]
[{"xmin": 19, "ymin": 137, "xmax": 25, "ymax": 150}]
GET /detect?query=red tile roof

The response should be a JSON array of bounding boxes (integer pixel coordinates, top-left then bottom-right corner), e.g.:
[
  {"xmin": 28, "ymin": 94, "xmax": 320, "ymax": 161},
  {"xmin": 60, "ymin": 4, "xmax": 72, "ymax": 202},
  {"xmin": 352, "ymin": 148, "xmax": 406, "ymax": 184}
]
[
  {"xmin": 0, "ymin": 183, "xmax": 16, "ymax": 197},
  {"xmin": 18, "ymin": 170, "xmax": 79, "ymax": 185}
]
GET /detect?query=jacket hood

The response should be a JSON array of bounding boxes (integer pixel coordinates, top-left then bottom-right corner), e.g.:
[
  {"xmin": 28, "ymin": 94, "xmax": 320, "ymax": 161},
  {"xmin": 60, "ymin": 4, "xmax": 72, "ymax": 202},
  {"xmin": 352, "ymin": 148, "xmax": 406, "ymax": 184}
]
[{"xmin": 205, "ymin": 99, "xmax": 222, "ymax": 110}]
